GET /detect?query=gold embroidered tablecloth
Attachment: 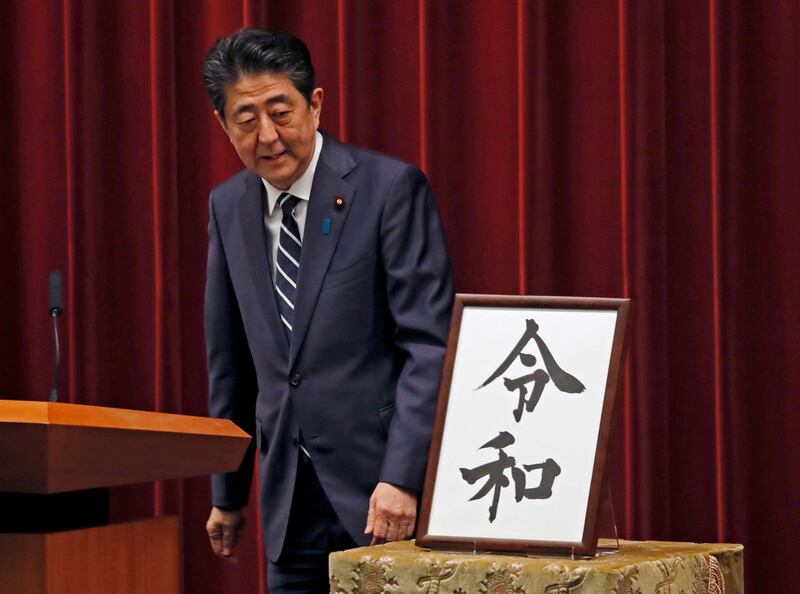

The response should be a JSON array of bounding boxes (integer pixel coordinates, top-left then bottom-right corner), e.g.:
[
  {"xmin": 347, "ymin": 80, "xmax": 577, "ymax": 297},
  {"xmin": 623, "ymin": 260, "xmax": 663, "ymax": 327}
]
[{"xmin": 329, "ymin": 539, "xmax": 743, "ymax": 594}]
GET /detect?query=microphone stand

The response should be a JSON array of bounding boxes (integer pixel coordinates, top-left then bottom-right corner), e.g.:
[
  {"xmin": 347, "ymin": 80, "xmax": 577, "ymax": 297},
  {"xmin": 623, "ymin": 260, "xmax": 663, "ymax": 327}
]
[
  {"xmin": 50, "ymin": 310, "xmax": 61, "ymax": 402},
  {"xmin": 48, "ymin": 270, "xmax": 64, "ymax": 402}
]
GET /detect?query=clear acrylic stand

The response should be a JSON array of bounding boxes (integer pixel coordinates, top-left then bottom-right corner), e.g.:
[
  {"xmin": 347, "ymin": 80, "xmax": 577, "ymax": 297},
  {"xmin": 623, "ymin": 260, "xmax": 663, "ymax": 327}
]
[{"xmin": 595, "ymin": 482, "xmax": 621, "ymax": 556}]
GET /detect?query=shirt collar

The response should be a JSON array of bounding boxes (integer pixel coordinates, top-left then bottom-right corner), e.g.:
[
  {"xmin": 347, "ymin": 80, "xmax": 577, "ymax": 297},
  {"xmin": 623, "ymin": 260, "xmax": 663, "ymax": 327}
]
[{"xmin": 262, "ymin": 130, "xmax": 324, "ymax": 215}]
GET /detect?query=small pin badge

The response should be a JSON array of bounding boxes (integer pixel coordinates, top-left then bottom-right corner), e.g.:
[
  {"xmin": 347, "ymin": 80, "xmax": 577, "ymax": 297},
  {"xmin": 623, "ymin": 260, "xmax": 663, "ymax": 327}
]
[
  {"xmin": 335, "ymin": 195, "xmax": 345, "ymax": 209},
  {"xmin": 322, "ymin": 219, "xmax": 332, "ymax": 236}
]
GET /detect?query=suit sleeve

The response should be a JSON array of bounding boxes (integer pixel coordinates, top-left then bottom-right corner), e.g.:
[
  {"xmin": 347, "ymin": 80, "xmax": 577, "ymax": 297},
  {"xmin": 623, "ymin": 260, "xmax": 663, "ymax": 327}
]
[
  {"xmin": 378, "ymin": 165, "xmax": 454, "ymax": 492},
  {"xmin": 206, "ymin": 193, "xmax": 258, "ymax": 509}
]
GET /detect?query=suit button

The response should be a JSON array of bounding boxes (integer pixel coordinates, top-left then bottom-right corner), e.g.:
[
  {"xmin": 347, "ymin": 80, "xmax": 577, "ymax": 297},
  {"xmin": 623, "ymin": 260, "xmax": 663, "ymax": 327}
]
[{"xmin": 290, "ymin": 373, "xmax": 302, "ymax": 387}]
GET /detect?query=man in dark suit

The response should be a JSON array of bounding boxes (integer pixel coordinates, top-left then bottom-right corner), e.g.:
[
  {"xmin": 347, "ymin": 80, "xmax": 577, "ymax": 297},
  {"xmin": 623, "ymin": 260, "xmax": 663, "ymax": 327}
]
[{"xmin": 201, "ymin": 29, "xmax": 453, "ymax": 592}]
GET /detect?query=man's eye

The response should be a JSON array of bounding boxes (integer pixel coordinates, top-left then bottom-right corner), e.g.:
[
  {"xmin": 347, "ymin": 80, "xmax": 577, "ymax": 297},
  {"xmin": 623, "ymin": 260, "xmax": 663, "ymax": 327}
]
[
  {"xmin": 273, "ymin": 111, "xmax": 290, "ymax": 119},
  {"xmin": 238, "ymin": 119, "xmax": 256, "ymax": 128}
]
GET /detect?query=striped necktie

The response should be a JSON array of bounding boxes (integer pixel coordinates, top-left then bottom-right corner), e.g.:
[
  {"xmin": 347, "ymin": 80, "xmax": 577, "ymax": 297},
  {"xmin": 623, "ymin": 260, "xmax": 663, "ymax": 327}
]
[{"xmin": 275, "ymin": 192, "xmax": 302, "ymax": 337}]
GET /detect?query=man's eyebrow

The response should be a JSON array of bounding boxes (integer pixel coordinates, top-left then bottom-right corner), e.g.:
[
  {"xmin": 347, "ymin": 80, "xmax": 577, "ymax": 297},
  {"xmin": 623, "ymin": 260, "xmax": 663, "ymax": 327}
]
[
  {"xmin": 231, "ymin": 94, "xmax": 292, "ymax": 118},
  {"xmin": 265, "ymin": 94, "xmax": 291, "ymax": 105},
  {"xmin": 232, "ymin": 104, "xmax": 255, "ymax": 118}
]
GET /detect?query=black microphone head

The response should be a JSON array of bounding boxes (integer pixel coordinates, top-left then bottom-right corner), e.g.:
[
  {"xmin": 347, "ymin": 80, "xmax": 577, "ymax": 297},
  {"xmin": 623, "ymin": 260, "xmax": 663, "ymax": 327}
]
[{"xmin": 49, "ymin": 271, "xmax": 63, "ymax": 316}]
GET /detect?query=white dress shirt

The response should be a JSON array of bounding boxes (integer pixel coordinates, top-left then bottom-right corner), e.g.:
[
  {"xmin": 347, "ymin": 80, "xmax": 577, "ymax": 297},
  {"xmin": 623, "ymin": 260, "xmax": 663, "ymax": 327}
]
[{"xmin": 261, "ymin": 130, "xmax": 324, "ymax": 278}]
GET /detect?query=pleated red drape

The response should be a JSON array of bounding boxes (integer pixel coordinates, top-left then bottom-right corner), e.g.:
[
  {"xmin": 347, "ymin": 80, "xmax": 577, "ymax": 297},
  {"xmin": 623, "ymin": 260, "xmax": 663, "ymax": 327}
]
[{"xmin": 1, "ymin": 1, "xmax": 797, "ymax": 592}]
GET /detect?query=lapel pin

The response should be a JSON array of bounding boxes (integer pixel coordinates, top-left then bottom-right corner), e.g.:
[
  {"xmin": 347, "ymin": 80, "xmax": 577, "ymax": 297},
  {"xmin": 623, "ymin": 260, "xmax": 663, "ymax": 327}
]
[
  {"xmin": 322, "ymin": 219, "xmax": 332, "ymax": 236},
  {"xmin": 335, "ymin": 195, "xmax": 345, "ymax": 209}
]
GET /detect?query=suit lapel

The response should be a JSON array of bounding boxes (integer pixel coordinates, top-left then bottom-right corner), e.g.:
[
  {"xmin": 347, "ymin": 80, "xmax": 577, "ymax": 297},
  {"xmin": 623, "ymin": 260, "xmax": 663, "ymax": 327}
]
[
  {"xmin": 289, "ymin": 138, "xmax": 357, "ymax": 367},
  {"xmin": 238, "ymin": 174, "xmax": 290, "ymax": 353}
]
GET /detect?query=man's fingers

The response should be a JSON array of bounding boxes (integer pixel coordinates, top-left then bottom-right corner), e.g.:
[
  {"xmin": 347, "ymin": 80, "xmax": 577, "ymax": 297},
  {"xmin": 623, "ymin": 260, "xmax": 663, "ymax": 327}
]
[
  {"xmin": 366, "ymin": 483, "xmax": 418, "ymax": 543},
  {"xmin": 385, "ymin": 520, "xmax": 401, "ymax": 543},
  {"xmin": 403, "ymin": 510, "xmax": 417, "ymax": 536},
  {"xmin": 377, "ymin": 502, "xmax": 415, "ymax": 542},
  {"xmin": 207, "ymin": 520, "xmax": 237, "ymax": 557},
  {"xmin": 364, "ymin": 507, "xmax": 375, "ymax": 534},
  {"xmin": 404, "ymin": 516, "xmax": 416, "ymax": 539},
  {"xmin": 221, "ymin": 524, "xmax": 237, "ymax": 556},
  {"xmin": 369, "ymin": 510, "xmax": 416, "ymax": 542},
  {"xmin": 207, "ymin": 522, "xmax": 224, "ymax": 555},
  {"xmin": 369, "ymin": 512, "xmax": 388, "ymax": 546},
  {"xmin": 397, "ymin": 518, "xmax": 412, "ymax": 541},
  {"xmin": 206, "ymin": 507, "xmax": 245, "ymax": 558},
  {"xmin": 386, "ymin": 510, "xmax": 416, "ymax": 542}
]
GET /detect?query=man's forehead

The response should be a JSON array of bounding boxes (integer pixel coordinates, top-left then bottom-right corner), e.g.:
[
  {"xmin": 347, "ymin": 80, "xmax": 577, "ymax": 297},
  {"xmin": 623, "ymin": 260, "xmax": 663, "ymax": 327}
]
[{"xmin": 228, "ymin": 73, "xmax": 295, "ymax": 99}]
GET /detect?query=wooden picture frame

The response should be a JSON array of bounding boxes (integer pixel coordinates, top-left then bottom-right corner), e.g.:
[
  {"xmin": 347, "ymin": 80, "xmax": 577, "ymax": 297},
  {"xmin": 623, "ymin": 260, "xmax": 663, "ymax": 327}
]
[{"xmin": 417, "ymin": 294, "xmax": 631, "ymax": 556}]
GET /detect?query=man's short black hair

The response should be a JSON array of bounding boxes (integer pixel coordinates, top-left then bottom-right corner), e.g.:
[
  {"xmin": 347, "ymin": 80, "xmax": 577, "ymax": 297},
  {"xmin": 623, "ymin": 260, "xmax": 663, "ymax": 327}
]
[{"xmin": 203, "ymin": 28, "xmax": 316, "ymax": 121}]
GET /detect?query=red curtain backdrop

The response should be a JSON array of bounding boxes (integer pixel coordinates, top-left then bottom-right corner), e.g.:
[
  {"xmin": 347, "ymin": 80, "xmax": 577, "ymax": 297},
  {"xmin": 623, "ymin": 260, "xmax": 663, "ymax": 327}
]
[{"xmin": 2, "ymin": 1, "xmax": 797, "ymax": 592}]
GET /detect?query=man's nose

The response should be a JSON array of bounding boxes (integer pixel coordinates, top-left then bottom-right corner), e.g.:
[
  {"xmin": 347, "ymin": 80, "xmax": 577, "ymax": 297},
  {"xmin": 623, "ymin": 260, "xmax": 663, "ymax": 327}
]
[{"xmin": 258, "ymin": 115, "xmax": 279, "ymax": 144}]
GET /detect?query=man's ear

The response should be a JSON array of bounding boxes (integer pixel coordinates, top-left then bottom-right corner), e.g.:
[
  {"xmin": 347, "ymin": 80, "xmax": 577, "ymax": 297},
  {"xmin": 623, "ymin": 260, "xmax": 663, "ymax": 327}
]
[
  {"xmin": 310, "ymin": 88, "xmax": 324, "ymax": 128},
  {"xmin": 213, "ymin": 110, "xmax": 229, "ymax": 134}
]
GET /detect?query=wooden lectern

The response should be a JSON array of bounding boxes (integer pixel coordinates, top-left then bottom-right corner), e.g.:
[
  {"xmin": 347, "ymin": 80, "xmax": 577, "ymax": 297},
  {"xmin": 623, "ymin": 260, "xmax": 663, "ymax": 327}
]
[{"xmin": 0, "ymin": 400, "xmax": 250, "ymax": 594}]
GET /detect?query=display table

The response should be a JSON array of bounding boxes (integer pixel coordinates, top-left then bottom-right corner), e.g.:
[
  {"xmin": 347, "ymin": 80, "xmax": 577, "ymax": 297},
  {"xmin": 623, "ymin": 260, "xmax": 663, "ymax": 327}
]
[{"xmin": 330, "ymin": 539, "xmax": 743, "ymax": 594}]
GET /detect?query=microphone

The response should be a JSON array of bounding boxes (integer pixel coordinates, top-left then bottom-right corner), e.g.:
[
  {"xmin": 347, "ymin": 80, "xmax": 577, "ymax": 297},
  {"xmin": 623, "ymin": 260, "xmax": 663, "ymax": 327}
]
[
  {"xmin": 49, "ymin": 271, "xmax": 63, "ymax": 317},
  {"xmin": 48, "ymin": 271, "xmax": 63, "ymax": 401}
]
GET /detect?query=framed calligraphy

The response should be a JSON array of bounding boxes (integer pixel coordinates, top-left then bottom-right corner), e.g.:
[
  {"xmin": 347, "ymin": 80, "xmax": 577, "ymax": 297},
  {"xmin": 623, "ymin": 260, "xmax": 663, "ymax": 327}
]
[{"xmin": 417, "ymin": 295, "xmax": 631, "ymax": 556}]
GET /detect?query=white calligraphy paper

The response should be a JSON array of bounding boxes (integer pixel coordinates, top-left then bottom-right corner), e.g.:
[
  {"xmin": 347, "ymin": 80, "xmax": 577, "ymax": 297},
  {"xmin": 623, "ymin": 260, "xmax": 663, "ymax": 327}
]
[{"xmin": 426, "ymin": 305, "xmax": 618, "ymax": 543}]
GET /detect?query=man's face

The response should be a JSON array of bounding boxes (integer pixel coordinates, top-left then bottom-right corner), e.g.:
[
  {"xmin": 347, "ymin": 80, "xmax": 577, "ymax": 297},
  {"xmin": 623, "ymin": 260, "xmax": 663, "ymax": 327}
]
[{"xmin": 215, "ymin": 72, "xmax": 323, "ymax": 190}]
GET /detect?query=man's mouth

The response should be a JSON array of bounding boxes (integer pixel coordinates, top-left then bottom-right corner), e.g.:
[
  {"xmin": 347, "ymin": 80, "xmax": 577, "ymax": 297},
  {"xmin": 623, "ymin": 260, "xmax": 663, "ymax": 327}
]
[{"xmin": 262, "ymin": 150, "xmax": 287, "ymax": 161}]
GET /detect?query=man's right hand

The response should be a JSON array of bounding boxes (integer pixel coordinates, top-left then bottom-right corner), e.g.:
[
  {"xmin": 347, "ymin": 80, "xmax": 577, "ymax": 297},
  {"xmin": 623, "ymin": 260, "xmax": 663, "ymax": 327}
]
[{"xmin": 206, "ymin": 506, "xmax": 246, "ymax": 558}]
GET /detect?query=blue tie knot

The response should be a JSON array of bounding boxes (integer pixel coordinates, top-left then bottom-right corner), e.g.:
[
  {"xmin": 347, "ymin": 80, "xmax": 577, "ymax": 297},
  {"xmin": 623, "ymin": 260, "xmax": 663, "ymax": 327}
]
[{"xmin": 279, "ymin": 193, "xmax": 301, "ymax": 217}]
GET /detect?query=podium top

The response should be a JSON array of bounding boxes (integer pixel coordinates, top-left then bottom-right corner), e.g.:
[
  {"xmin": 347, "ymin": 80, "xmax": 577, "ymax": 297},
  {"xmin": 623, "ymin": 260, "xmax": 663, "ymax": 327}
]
[{"xmin": 0, "ymin": 400, "xmax": 251, "ymax": 494}]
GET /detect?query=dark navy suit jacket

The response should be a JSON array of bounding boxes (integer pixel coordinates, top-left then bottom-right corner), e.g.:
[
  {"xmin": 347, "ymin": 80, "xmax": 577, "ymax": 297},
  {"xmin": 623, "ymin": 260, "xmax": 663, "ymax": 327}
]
[{"xmin": 205, "ymin": 132, "xmax": 454, "ymax": 561}]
